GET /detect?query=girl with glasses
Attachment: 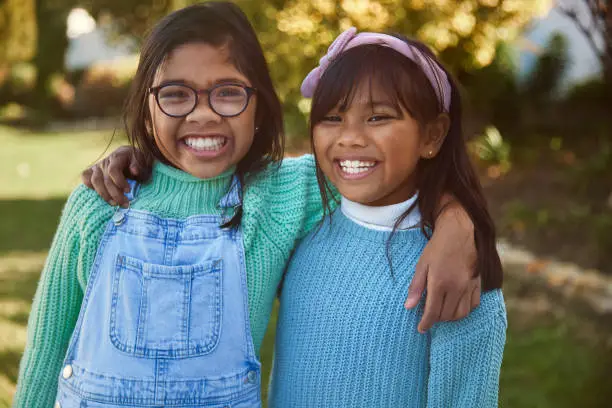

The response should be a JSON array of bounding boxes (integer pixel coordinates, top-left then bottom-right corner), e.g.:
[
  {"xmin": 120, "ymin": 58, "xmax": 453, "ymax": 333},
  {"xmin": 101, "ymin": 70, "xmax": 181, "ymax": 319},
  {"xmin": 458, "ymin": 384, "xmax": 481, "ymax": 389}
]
[{"xmin": 15, "ymin": 3, "xmax": 481, "ymax": 407}]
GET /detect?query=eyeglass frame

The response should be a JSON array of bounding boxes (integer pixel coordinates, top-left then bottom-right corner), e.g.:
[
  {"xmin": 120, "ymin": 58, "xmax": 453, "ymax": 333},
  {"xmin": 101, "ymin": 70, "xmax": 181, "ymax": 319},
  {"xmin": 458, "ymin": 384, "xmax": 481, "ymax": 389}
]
[{"xmin": 148, "ymin": 82, "xmax": 257, "ymax": 118}]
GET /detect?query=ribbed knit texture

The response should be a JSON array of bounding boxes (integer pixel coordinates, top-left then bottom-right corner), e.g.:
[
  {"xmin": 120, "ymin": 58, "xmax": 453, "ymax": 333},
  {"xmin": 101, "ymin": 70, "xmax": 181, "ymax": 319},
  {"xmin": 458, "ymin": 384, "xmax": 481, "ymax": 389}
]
[
  {"xmin": 270, "ymin": 209, "xmax": 507, "ymax": 408},
  {"xmin": 13, "ymin": 155, "xmax": 328, "ymax": 408}
]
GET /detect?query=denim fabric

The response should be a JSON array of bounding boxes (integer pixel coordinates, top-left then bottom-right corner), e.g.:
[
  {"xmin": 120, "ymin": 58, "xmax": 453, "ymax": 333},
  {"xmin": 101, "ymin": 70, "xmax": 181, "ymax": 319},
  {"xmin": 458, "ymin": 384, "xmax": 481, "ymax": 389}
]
[{"xmin": 55, "ymin": 178, "xmax": 261, "ymax": 407}]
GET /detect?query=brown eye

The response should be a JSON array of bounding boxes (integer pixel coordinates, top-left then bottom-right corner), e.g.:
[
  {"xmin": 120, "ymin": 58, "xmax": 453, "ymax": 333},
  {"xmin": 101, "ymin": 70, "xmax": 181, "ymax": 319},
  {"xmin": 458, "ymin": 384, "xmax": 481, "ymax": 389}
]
[
  {"xmin": 368, "ymin": 115, "xmax": 392, "ymax": 122},
  {"xmin": 158, "ymin": 85, "xmax": 192, "ymax": 101},
  {"xmin": 322, "ymin": 115, "xmax": 342, "ymax": 122}
]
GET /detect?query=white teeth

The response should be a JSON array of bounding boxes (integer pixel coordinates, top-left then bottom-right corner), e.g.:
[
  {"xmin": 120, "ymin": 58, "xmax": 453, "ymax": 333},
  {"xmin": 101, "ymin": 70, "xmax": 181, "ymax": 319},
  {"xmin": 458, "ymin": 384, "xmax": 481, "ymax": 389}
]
[
  {"xmin": 338, "ymin": 160, "xmax": 376, "ymax": 174},
  {"xmin": 341, "ymin": 167, "xmax": 370, "ymax": 174},
  {"xmin": 184, "ymin": 137, "xmax": 225, "ymax": 151},
  {"xmin": 339, "ymin": 160, "xmax": 376, "ymax": 168}
]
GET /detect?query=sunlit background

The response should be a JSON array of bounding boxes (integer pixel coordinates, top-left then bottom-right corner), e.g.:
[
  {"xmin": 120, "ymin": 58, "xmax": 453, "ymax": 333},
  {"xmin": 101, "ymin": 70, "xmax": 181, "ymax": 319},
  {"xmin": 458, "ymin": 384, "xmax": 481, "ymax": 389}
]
[{"xmin": 1, "ymin": 0, "xmax": 611, "ymax": 407}]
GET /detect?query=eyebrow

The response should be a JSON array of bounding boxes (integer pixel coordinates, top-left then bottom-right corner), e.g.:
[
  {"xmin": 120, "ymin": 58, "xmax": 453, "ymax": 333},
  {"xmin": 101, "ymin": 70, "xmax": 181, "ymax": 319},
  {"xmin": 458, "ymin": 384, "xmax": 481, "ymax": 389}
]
[
  {"xmin": 157, "ymin": 77, "xmax": 249, "ymax": 87},
  {"xmin": 343, "ymin": 100, "xmax": 404, "ymax": 118}
]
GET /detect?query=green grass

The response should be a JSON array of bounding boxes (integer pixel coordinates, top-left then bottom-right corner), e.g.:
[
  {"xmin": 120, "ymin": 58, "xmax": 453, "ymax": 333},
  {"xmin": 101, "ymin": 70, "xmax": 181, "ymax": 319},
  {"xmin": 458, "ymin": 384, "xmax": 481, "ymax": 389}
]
[
  {"xmin": 498, "ymin": 277, "xmax": 612, "ymax": 407},
  {"xmin": 0, "ymin": 125, "xmax": 123, "ymax": 407},
  {"xmin": 0, "ymin": 125, "xmax": 123, "ymax": 200},
  {"xmin": 1, "ymin": 125, "xmax": 611, "ymax": 407}
]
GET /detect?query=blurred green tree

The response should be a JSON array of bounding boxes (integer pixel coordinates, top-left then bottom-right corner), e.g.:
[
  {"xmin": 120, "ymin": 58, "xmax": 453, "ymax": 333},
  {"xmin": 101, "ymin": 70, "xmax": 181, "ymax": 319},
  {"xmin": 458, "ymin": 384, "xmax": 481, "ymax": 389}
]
[
  {"xmin": 0, "ymin": 0, "xmax": 36, "ymax": 72},
  {"xmin": 1, "ymin": 0, "xmax": 558, "ymax": 125},
  {"xmin": 33, "ymin": 0, "xmax": 76, "ymax": 111},
  {"xmin": 75, "ymin": 0, "xmax": 554, "ymax": 134},
  {"xmin": 234, "ymin": 0, "xmax": 554, "ymax": 135},
  {"xmin": 80, "ymin": 0, "xmax": 174, "ymax": 42},
  {"xmin": 459, "ymin": 41, "xmax": 520, "ymax": 138},
  {"xmin": 523, "ymin": 33, "xmax": 569, "ymax": 106}
]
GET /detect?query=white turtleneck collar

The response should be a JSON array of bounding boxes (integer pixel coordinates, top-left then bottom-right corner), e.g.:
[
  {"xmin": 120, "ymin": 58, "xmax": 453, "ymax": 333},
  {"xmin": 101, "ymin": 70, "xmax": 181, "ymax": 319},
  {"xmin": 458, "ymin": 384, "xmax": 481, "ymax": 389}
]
[{"xmin": 340, "ymin": 193, "xmax": 421, "ymax": 231}]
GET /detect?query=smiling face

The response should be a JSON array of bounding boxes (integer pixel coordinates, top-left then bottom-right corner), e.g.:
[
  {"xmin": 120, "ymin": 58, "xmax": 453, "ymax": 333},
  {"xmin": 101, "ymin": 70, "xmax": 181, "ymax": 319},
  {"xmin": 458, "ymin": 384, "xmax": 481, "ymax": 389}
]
[
  {"xmin": 313, "ymin": 80, "xmax": 446, "ymax": 207},
  {"xmin": 148, "ymin": 42, "xmax": 257, "ymax": 179}
]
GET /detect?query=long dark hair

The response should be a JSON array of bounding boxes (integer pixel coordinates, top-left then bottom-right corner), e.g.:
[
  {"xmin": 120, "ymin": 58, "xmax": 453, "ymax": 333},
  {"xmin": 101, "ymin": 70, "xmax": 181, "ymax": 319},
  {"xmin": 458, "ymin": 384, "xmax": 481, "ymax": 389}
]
[
  {"xmin": 122, "ymin": 2, "xmax": 284, "ymax": 226},
  {"xmin": 310, "ymin": 36, "xmax": 502, "ymax": 291}
]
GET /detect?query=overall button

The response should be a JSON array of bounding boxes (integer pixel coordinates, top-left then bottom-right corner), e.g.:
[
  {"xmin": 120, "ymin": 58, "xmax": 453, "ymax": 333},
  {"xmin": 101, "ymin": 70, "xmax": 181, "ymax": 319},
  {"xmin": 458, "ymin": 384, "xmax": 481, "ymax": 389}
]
[
  {"xmin": 247, "ymin": 370, "xmax": 257, "ymax": 383},
  {"xmin": 54, "ymin": 402, "xmax": 61, "ymax": 408},
  {"xmin": 112, "ymin": 210, "xmax": 126, "ymax": 226},
  {"xmin": 62, "ymin": 364, "xmax": 73, "ymax": 379}
]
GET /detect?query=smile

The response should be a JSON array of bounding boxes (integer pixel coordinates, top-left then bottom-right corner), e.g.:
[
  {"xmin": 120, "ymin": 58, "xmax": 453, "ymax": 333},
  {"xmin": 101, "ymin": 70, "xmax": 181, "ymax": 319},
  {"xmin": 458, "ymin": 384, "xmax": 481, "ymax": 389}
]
[
  {"xmin": 183, "ymin": 136, "xmax": 227, "ymax": 151},
  {"xmin": 336, "ymin": 159, "xmax": 379, "ymax": 180},
  {"xmin": 181, "ymin": 135, "xmax": 230, "ymax": 159}
]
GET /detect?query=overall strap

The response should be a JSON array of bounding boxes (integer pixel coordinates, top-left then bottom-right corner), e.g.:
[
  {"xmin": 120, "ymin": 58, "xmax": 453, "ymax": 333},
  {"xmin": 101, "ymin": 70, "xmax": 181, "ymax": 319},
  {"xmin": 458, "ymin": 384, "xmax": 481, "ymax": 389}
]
[
  {"xmin": 218, "ymin": 174, "xmax": 242, "ymax": 209},
  {"xmin": 217, "ymin": 174, "xmax": 243, "ymax": 230},
  {"xmin": 112, "ymin": 179, "xmax": 140, "ymax": 226},
  {"xmin": 124, "ymin": 179, "xmax": 141, "ymax": 202}
]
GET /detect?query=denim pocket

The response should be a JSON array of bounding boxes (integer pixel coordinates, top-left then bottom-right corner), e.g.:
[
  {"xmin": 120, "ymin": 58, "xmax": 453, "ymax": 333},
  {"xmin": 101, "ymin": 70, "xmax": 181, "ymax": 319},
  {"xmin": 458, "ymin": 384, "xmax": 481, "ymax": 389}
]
[{"xmin": 109, "ymin": 254, "xmax": 222, "ymax": 358}]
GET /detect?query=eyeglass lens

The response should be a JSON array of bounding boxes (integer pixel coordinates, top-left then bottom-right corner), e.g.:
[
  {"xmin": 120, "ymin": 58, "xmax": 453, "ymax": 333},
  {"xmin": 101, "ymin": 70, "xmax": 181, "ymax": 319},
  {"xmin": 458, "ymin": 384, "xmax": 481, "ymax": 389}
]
[{"xmin": 156, "ymin": 84, "xmax": 249, "ymax": 117}]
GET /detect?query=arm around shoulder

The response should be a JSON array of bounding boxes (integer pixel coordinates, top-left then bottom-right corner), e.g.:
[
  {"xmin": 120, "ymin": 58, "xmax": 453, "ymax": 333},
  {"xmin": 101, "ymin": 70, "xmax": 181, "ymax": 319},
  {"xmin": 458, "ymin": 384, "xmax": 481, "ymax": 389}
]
[{"xmin": 252, "ymin": 155, "xmax": 335, "ymax": 240}]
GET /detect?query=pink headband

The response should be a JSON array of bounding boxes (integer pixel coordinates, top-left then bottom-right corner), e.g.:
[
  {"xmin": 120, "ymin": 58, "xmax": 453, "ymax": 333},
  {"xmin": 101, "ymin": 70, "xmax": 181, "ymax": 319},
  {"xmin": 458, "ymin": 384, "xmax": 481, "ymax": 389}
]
[{"xmin": 301, "ymin": 27, "xmax": 452, "ymax": 112}]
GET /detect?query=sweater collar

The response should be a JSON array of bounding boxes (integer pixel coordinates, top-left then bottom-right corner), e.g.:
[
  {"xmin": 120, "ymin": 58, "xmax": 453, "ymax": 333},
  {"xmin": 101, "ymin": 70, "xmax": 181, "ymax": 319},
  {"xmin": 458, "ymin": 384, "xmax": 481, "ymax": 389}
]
[
  {"xmin": 152, "ymin": 161, "xmax": 236, "ymax": 183},
  {"xmin": 340, "ymin": 193, "xmax": 421, "ymax": 231},
  {"xmin": 131, "ymin": 162, "xmax": 237, "ymax": 217}
]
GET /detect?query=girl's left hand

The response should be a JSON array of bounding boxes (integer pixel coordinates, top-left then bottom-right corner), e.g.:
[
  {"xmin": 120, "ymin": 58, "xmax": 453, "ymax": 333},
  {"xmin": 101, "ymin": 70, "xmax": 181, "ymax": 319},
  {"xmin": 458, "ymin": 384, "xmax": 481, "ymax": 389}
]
[{"xmin": 404, "ymin": 203, "xmax": 480, "ymax": 333}]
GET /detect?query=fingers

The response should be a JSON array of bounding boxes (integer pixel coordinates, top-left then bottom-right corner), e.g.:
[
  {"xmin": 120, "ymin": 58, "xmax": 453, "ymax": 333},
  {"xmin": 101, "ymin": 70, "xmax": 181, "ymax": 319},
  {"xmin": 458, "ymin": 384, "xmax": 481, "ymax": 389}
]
[
  {"xmin": 86, "ymin": 145, "xmax": 152, "ymax": 207},
  {"xmin": 405, "ymin": 262, "xmax": 428, "ymax": 309},
  {"xmin": 90, "ymin": 160, "xmax": 127, "ymax": 207},
  {"xmin": 130, "ymin": 149, "xmax": 152, "ymax": 181},
  {"xmin": 453, "ymin": 295, "xmax": 471, "ymax": 321},
  {"xmin": 81, "ymin": 167, "xmax": 94, "ymax": 189},
  {"xmin": 95, "ymin": 146, "xmax": 150, "ymax": 207},
  {"xmin": 106, "ymin": 145, "xmax": 151, "ymax": 183},
  {"xmin": 123, "ymin": 147, "xmax": 153, "ymax": 182},
  {"xmin": 127, "ymin": 148, "xmax": 141, "ymax": 177},
  {"xmin": 90, "ymin": 165, "xmax": 114, "ymax": 205},
  {"xmin": 107, "ymin": 155, "xmax": 131, "ymax": 194},
  {"xmin": 418, "ymin": 290, "xmax": 443, "ymax": 334},
  {"xmin": 439, "ymin": 291, "xmax": 462, "ymax": 322},
  {"xmin": 448, "ymin": 279, "xmax": 479, "ymax": 322},
  {"xmin": 429, "ymin": 276, "xmax": 480, "ymax": 326},
  {"xmin": 104, "ymin": 172, "xmax": 129, "ymax": 208}
]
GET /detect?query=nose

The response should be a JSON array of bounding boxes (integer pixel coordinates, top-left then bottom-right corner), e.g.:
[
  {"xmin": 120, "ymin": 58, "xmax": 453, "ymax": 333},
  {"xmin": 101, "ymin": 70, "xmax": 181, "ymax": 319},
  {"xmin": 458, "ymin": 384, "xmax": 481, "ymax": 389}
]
[
  {"xmin": 337, "ymin": 122, "xmax": 367, "ymax": 148},
  {"xmin": 185, "ymin": 94, "xmax": 222, "ymax": 124}
]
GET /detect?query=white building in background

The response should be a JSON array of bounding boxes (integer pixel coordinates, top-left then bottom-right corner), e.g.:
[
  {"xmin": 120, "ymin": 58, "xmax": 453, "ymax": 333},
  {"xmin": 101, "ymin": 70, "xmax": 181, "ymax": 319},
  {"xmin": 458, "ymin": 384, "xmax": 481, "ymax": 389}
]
[
  {"xmin": 64, "ymin": 8, "xmax": 135, "ymax": 71},
  {"xmin": 519, "ymin": 1, "xmax": 602, "ymax": 86}
]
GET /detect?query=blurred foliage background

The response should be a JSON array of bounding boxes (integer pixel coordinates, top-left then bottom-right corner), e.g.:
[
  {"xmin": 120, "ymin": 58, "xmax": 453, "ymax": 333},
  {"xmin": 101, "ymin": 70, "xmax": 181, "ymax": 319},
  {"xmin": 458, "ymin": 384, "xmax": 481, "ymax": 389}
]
[
  {"xmin": 1, "ymin": 0, "xmax": 612, "ymax": 406},
  {"xmin": 3, "ymin": 0, "xmax": 608, "ymax": 131}
]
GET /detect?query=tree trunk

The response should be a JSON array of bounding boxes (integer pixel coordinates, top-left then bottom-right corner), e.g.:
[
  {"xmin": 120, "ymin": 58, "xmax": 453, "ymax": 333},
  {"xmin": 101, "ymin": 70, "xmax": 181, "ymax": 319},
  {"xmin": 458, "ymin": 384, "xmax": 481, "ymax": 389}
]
[{"xmin": 31, "ymin": 0, "xmax": 70, "ymax": 113}]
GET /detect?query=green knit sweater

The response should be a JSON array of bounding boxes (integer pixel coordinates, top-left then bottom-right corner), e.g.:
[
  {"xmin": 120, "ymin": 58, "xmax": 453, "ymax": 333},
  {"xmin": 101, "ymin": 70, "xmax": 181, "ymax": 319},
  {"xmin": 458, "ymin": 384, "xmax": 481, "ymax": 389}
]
[{"xmin": 13, "ymin": 155, "xmax": 327, "ymax": 408}]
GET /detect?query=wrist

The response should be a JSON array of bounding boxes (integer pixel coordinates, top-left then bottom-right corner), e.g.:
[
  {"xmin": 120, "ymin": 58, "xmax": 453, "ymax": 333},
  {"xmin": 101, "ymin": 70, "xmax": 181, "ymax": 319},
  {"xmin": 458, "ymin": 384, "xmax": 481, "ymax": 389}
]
[{"xmin": 436, "ymin": 201, "xmax": 474, "ymax": 236}]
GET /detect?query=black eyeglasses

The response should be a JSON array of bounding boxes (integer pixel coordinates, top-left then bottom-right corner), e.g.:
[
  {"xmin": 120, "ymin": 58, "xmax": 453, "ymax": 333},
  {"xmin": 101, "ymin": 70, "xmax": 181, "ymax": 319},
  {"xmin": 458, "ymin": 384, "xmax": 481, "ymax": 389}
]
[{"xmin": 149, "ymin": 82, "xmax": 257, "ymax": 118}]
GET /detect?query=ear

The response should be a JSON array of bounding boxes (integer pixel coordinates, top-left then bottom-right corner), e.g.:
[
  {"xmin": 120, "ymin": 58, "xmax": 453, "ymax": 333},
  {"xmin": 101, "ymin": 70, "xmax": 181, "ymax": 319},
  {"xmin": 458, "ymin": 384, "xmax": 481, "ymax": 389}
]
[{"xmin": 420, "ymin": 113, "xmax": 450, "ymax": 159}]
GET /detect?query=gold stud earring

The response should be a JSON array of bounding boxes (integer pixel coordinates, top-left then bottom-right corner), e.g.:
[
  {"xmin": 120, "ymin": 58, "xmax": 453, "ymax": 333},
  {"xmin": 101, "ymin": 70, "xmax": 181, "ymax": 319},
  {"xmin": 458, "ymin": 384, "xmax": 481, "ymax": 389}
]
[{"xmin": 428, "ymin": 150, "xmax": 434, "ymax": 157}]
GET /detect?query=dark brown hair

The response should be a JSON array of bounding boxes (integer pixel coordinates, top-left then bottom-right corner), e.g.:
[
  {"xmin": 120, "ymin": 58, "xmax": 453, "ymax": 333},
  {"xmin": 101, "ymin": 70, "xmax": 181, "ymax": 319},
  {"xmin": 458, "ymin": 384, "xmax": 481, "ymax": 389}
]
[
  {"xmin": 123, "ymin": 1, "xmax": 284, "ymax": 178},
  {"xmin": 310, "ymin": 37, "xmax": 503, "ymax": 291}
]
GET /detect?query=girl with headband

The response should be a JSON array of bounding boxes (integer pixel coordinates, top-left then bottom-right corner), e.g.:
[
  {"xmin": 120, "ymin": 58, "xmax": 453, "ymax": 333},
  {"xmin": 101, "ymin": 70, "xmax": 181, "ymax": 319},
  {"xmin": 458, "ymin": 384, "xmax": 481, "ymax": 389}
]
[{"xmin": 269, "ymin": 28, "xmax": 506, "ymax": 407}]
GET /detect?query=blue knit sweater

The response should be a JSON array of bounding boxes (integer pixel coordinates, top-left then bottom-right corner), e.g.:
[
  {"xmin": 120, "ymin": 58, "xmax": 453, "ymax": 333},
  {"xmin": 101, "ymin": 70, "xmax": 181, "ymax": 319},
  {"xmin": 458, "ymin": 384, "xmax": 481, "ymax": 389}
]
[{"xmin": 270, "ymin": 209, "xmax": 507, "ymax": 408}]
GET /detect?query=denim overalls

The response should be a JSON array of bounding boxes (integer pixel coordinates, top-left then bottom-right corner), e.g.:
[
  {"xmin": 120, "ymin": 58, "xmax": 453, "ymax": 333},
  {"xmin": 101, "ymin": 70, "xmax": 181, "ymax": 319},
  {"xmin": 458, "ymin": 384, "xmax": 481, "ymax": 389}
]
[{"xmin": 54, "ymin": 179, "xmax": 261, "ymax": 407}]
